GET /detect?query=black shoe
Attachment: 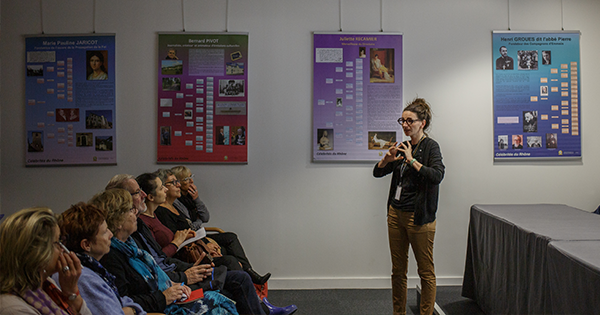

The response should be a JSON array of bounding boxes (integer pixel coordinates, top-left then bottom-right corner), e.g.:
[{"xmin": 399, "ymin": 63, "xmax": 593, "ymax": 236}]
[{"xmin": 246, "ymin": 268, "xmax": 271, "ymax": 285}]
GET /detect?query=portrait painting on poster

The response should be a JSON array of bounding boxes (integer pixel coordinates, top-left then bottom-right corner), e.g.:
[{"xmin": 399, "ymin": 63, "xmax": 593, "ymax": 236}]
[
  {"xmin": 492, "ymin": 31, "xmax": 581, "ymax": 160},
  {"xmin": 25, "ymin": 34, "xmax": 116, "ymax": 166},
  {"xmin": 313, "ymin": 32, "xmax": 403, "ymax": 162}
]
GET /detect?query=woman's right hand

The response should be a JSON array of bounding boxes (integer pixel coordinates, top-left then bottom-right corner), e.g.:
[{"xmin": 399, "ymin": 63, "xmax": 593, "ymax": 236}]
[
  {"xmin": 172, "ymin": 229, "xmax": 191, "ymax": 247},
  {"xmin": 163, "ymin": 284, "xmax": 190, "ymax": 305},
  {"xmin": 379, "ymin": 142, "xmax": 403, "ymax": 167}
]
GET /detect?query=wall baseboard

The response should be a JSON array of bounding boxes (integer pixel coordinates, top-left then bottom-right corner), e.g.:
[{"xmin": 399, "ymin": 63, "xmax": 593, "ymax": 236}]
[{"xmin": 268, "ymin": 276, "xmax": 463, "ymax": 290}]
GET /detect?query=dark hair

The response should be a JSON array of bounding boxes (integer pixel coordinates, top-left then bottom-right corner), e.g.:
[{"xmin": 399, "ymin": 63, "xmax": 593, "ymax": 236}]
[
  {"xmin": 58, "ymin": 203, "xmax": 106, "ymax": 253},
  {"xmin": 137, "ymin": 172, "xmax": 160, "ymax": 196},
  {"xmin": 88, "ymin": 51, "xmax": 107, "ymax": 72},
  {"xmin": 403, "ymin": 97, "xmax": 433, "ymax": 133}
]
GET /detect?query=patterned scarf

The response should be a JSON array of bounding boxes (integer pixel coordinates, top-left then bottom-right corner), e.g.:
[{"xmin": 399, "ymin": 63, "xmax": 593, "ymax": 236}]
[
  {"xmin": 18, "ymin": 279, "xmax": 74, "ymax": 315},
  {"xmin": 110, "ymin": 236, "xmax": 171, "ymax": 291},
  {"xmin": 76, "ymin": 252, "xmax": 122, "ymax": 306}
]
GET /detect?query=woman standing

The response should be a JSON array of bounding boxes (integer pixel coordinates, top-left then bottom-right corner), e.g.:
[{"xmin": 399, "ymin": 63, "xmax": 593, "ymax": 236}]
[
  {"xmin": 0, "ymin": 207, "xmax": 92, "ymax": 315},
  {"xmin": 373, "ymin": 98, "xmax": 445, "ymax": 315}
]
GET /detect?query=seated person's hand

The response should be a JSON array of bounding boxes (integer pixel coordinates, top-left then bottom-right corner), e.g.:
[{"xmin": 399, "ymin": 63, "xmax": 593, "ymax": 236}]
[
  {"xmin": 205, "ymin": 242, "xmax": 222, "ymax": 257},
  {"xmin": 163, "ymin": 284, "xmax": 190, "ymax": 305},
  {"xmin": 188, "ymin": 184, "xmax": 199, "ymax": 200},
  {"xmin": 172, "ymin": 229, "xmax": 191, "ymax": 247}
]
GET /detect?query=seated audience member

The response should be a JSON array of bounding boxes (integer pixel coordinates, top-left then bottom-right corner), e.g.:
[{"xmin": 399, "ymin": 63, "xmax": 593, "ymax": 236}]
[
  {"xmin": 170, "ymin": 166, "xmax": 209, "ymax": 230},
  {"xmin": 105, "ymin": 174, "xmax": 204, "ymax": 285},
  {"xmin": 0, "ymin": 207, "xmax": 92, "ymax": 315},
  {"xmin": 169, "ymin": 166, "xmax": 271, "ymax": 285},
  {"xmin": 55, "ymin": 202, "xmax": 146, "ymax": 315},
  {"xmin": 92, "ymin": 188, "xmax": 291, "ymax": 315},
  {"xmin": 90, "ymin": 189, "xmax": 199, "ymax": 313},
  {"xmin": 135, "ymin": 172, "xmax": 194, "ymax": 259}
]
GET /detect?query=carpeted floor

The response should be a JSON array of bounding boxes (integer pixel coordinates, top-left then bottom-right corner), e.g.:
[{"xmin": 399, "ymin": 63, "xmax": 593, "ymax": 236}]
[{"xmin": 266, "ymin": 286, "xmax": 485, "ymax": 315}]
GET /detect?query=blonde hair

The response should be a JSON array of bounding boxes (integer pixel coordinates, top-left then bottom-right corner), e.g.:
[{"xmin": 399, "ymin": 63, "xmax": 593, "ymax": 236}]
[
  {"xmin": 170, "ymin": 165, "xmax": 191, "ymax": 181},
  {"xmin": 89, "ymin": 188, "xmax": 133, "ymax": 233},
  {"xmin": 0, "ymin": 207, "xmax": 57, "ymax": 295}
]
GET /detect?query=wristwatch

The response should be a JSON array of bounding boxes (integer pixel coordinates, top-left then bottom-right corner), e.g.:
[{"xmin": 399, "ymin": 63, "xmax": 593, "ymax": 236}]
[{"xmin": 66, "ymin": 291, "xmax": 79, "ymax": 301}]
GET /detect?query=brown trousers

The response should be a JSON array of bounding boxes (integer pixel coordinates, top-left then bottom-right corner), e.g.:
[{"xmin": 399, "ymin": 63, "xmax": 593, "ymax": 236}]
[{"xmin": 388, "ymin": 206, "xmax": 436, "ymax": 315}]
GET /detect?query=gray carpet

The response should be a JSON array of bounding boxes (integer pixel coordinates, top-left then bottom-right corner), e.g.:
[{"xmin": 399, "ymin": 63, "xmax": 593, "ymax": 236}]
[{"xmin": 266, "ymin": 286, "xmax": 485, "ymax": 315}]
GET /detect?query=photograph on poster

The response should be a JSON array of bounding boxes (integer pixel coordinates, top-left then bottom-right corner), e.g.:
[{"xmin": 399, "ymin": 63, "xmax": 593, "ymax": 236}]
[
  {"xmin": 498, "ymin": 135, "xmax": 508, "ymax": 150},
  {"xmin": 517, "ymin": 50, "xmax": 538, "ymax": 70},
  {"xmin": 184, "ymin": 110, "xmax": 193, "ymax": 120},
  {"xmin": 512, "ymin": 135, "xmax": 523, "ymax": 150},
  {"xmin": 368, "ymin": 131, "xmax": 396, "ymax": 150},
  {"xmin": 162, "ymin": 77, "xmax": 181, "ymax": 91},
  {"xmin": 161, "ymin": 60, "xmax": 183, "ymax": 75},
  {"xmin": 219, "ymin": 79, "xmax": 245, "ymax": 97},
  {"xmin": 495, "ymin": 46, "xmax": 514, "ymax": 70},
  {"xmin": 336, "ymin": 98, "xmax": 343, "ymax": 107},
  {"xmin": 527, "ymin": 136, "xmax": 542, "ymax": 148},
  {"xmin": 370, "ymin": 48, "xmax": 395, "ymax": 83},
  {"xmin": 317, "ymin": 129, "xmax": 333, "ymax": 151},
  {"xmin": 542, "ymin": 50, "xmax": 551, "ymax": 65},
  {"xmin": 216, "ymin": 126, "xmax": 230, "ymax": 145},
  {"xmin": 76, "ymin": 133, "xmax": 93, "ymax": 147},
  {"xmin": 546, "ymin": 133, "xmax": 557, "ymax": 148},
  {"xmin": 165, "ymin": 48, "xmax": 179, "ymax": 60},
  {"xmin": 56, "ymin": 108, "xmax": 80, "ymax": 122},
  {"xmin": 27, "ymin": 65, "xmax": 44, "ymax": 76},
  {"xmin": 226, "ymin": 62, "xmax": 244, "ymax": 75},
  {"xmin": 523, "ymin": 111, "xmax": 538, "ymax": 133},
  {"xmin": 86, "ymin": 51, "xmax": 108, "ymax": 80},
  {"xmin": 160, "ymin": 126, "xmax": 171, "ymax": 146},
  {"xmin": 27, "ymin": 131, "xmax": 44, "ymax": 152},
  {"xmin": 540, "ymin": 86, "xmax": 548, "ymax": 96},
  {"xmin": 85, "ymin": 110, "xmax": 113, "ymax": 129},
  {"xmin": 95, "ymin": 136, "xmax": 113, "ymax": 151},
  {"xmin": 231, "ymin": 126, "xmax": 246, "ymax": 145},
  {"xmin": 359, "ymin": 47, "xmax": 366, "ymax": 58}
]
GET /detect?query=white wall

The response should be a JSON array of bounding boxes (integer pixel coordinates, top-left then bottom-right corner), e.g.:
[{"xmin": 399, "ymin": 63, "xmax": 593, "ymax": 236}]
[{"xmin": 2, "ymin": 0, "xmax": 600, "ymax": 289}]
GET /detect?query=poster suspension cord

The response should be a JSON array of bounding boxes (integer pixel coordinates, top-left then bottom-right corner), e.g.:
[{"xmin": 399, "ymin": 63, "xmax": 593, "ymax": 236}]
[
  {"xmin": 507, "ymin": 0, "xmax": 511, "ymax": 30},
  {"xmin": 181, "ymin": 0, "xmax": 186, "ymax": 32},
  {"xmin": 39, "ymin": 0, "xmax": 44, "ymax": 34},
  {"xmin": 380, "ymin": 0, "xmax": 384, "ymax": 32},
  {"xmin": 560, "ymin": 0, "xmax": 564, "ymax": 30},
  {"xmin": 226, "ymin": 0, "xmax": 229, "ymax": 32},
  {"xmin": 339, "ymin": 0, "xmax": 343, "ymax": 31},
  {"xmin": 93, "ymin": 0, "xmax": 96, "ymax": 33}
]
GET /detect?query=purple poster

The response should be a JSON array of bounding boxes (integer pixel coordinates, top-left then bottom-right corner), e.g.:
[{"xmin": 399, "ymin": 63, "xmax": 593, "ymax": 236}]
[{"xmin": 313, "ymin": 32, "xmax": 403, "ymax": 161}]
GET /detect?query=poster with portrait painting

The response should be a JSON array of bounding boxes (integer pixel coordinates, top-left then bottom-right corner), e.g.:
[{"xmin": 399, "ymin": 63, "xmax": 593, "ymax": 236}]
[
  {"xmin": 313, "ymin": 32, "xmax": 403, "ymax": 161},
  {"xmin": 25, "ymin": 34, "xmax": 116, "ymax": 165}
]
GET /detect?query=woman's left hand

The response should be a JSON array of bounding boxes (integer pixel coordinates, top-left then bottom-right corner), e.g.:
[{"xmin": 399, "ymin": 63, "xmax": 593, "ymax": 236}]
[
  {"xmin": 188, "ymin": 184, "xmax": 199, "ymax": 200},
  {"xmin": 398, "ymin": 141, "xmax": 413, "ymax": 162},
  {"xmin": 57, "ymin": 251, "xmax": 82, "ymax": 297}
]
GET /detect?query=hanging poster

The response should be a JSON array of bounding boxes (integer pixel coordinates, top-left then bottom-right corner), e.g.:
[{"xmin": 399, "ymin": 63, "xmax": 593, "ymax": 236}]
[
  {"xmin": 157, "ymin": 33, "xmax": 248, "ymax": 163},
  {"xmin": 25, "ymin": 34, "xmax": 116, "ymax": 166},
  {"xmin": 313, "ymin": 32, "xmax": 403, "ymax": 162},
  {"xmin": 493, "ymin": 31, "xmax": 581, "ymax": 160}
]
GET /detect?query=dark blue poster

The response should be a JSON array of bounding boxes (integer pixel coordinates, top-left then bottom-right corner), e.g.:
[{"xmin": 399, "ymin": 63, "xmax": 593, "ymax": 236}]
[
  {"xmin": 492, "ymin": 31, "xmax": 581, "ymax": 160},
  {"xmin": 25, "ymin": 34, "xmax": 116, "ymax": 165}
]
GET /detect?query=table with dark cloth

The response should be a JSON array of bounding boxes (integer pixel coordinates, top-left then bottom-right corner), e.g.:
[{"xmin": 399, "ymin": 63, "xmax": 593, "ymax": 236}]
[
  {"xmin": 461, "ymin": 204, "xmax": 600, "ymax": 315},
  {"xmin": 546, "ymin": 240, "xmax": 600, "ymax": 315}
]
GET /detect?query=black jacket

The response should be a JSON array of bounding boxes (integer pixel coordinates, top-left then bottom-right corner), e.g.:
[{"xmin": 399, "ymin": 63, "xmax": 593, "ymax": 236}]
[{"xmin": 373, "ymin": 137, "xmax": 445, "ymax": 225}]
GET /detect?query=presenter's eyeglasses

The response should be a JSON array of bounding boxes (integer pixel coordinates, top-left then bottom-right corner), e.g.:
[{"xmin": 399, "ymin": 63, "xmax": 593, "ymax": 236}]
[{"xmin": 397, "ymin": 118, "xmax": 417, "ymax": 125}]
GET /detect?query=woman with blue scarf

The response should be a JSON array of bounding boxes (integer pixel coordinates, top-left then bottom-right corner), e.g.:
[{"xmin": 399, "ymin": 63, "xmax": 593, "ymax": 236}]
[
  {"xmin": 54, "ymin": 202, "xmax": 146, "ymax": 315},
  {"xmin": 92, "ymin": 189, "xmax": 237, "ymax": 315}
]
